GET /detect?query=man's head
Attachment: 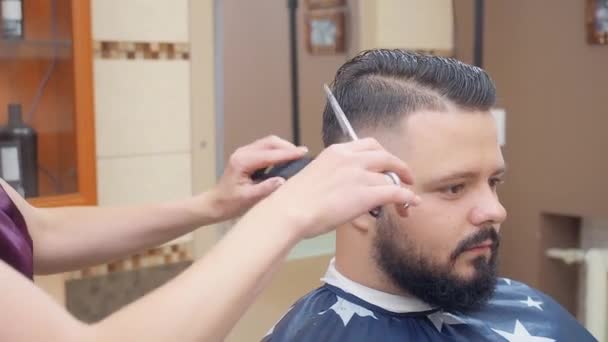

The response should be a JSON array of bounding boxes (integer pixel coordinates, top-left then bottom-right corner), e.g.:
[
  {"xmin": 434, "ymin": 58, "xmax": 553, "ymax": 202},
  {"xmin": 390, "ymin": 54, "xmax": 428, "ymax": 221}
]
[{"xmin": 325, "ymin": 49, "xmax": 506, "ymax": 312}]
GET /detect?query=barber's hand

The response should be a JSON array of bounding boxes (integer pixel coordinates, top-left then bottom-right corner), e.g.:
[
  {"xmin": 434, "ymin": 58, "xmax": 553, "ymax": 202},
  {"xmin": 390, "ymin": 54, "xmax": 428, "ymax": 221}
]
[
  {"xmin": 210, "ymin": 135, "xmax": 308, "ymax": 221},
  {"xmin": 261, "ymin": 138, "xmax": 421, "ymax": 239}
]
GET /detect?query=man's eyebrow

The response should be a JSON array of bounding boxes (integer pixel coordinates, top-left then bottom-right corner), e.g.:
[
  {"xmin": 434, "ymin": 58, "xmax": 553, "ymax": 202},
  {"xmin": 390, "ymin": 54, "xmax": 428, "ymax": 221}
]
[
  {"xmin": 428, "ymin": 166, "xmax": 507, "ymax": 184},
  {"xmin": 493, "ymin": 166, "xmax": 507, "ymax": 177},
  {"xmin": 429, "ymin": 171, "xmax": 478, "ymax": 184}
]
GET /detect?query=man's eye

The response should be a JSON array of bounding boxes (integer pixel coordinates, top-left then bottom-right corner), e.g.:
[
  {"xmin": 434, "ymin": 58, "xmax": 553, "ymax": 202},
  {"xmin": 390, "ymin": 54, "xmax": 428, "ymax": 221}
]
[
  {"xmin": 490, "ymin": 178, "xmax": 505, "ymax": 188},
  {"xmin": 440, "ymin": 184, "xmax": 465, "ymax": 196}
]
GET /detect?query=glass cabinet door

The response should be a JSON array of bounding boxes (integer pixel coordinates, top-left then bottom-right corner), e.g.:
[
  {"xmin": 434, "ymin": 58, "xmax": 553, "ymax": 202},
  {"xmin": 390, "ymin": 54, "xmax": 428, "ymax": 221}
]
[{"xmin": 0, "ymin": 0, "xmax": 96, "ymax": 207}]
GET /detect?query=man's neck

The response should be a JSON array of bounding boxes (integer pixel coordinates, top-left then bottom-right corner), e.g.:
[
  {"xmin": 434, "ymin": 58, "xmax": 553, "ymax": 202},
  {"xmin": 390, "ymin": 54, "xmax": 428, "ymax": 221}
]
[
  {"xmin": 325, "ymin": 256, "xmax": 435, "ymax": 313},
  {"xmin": 334, "ymin": 242, "xmax": 409, "ymax": 297}
]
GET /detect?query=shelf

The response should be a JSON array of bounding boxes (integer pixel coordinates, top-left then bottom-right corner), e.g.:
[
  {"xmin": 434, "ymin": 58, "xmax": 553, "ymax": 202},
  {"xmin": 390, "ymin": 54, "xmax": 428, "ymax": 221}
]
[
  {"xmin": 1, "ymin": 1, "xmax": 97, "ymax": 209},
  {"xmin": 0, "ymin": 39, "xmax": 72, "ymax": 59},
  {"xmin": 28, "ymin": 193, "xmax": 91, "ymax": 208}
]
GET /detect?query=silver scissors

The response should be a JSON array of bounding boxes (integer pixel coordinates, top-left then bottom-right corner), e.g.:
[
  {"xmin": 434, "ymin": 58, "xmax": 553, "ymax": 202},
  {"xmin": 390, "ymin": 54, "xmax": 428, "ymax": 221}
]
[{"xmin": 323, "ymin": 84, "xmax": 410, "ymax": 217}]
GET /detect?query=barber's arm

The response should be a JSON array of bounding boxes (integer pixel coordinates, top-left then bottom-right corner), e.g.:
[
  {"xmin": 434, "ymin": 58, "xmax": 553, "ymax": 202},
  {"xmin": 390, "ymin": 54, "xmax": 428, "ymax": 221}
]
[
  {"xmin": 0, "ymin": 138, "xmax": 419, "ymax": 342},
  {"xmin": 3, "ymin": 135, "xmax": 308, "ymax": 274}
]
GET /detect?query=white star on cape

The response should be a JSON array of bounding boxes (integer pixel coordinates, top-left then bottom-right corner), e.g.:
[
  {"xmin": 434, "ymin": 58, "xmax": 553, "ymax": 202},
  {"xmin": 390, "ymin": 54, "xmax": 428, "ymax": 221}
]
[
  {"xmin": 427, "ymin": 311, "xmax": 466, "ymax": 332},
  {"xmin": 520, "ymin": 296, "xmax": 543, "ymax": 311},
  {"xmin": 503, "ymin": 278, "xmax": 512, "ymax": 285},
  {"xmin": 492, "ymin": 320, "xmax": 555, "ymax": 342},
  {"xmin": 319, "ymin": 296, "xmax": 377, "ymax": 326}
]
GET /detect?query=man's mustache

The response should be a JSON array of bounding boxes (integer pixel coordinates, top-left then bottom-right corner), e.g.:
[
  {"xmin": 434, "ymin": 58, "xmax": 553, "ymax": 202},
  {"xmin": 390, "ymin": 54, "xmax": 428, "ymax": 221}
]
[{"xmin": 450, "ymin": 227, "xmax": 500, "ymax": 261}]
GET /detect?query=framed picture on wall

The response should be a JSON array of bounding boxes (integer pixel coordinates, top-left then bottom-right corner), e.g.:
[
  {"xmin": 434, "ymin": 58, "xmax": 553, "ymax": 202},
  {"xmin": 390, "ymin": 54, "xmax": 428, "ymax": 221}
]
[
  {"xmin": 587, "ymin": 0, "xmax": 608, "ymax": 44},
  {"xmin": 305, "ymin": 8, "xmax": 346, "ymax": 55},
  {"xmin": 305, "ymin": 0, "xmax": 345, "ymax": 9}
]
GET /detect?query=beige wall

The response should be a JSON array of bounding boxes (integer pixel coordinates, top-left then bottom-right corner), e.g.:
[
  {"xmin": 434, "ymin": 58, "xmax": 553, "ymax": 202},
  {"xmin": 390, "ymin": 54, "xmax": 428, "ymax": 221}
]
[
  {"xmin": 221, "ymin": 0, "xmax": 293, "ymax": 156},
  {"xmin": 190, "ymin": 0, "xmax": 219, "ymax": 256},
  {"xmin": 221, "ymin": 0, "xmax": 360, "ymax": 156},
  {"xmin": 359, "ymin": 0, "xmax": 454, "ymax": 52},
  {"xmin": 93, "ymin": 0, "xmax": 193, "ymax": 215}
]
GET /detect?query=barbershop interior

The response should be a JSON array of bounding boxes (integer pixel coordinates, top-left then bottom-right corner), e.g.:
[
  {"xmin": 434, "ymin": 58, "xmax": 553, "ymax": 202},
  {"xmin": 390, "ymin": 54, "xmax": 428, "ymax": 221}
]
[{"xmin": 1, "ymin": 0, "xmax": 607, "ymax": 341}]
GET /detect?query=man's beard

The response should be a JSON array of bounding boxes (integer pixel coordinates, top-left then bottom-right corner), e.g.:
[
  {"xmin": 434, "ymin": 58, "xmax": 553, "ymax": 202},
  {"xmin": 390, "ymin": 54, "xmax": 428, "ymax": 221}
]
[{"xmin": 372, "ymin": 213, "xmax": 500, "ymax": 313}]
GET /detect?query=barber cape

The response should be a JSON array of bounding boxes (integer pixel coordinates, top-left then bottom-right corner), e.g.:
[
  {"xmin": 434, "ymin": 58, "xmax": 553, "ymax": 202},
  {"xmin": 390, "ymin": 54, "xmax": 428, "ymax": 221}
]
[{"xmin": 262, "ymin": 258, "xmax": 596, "ymax": 342}]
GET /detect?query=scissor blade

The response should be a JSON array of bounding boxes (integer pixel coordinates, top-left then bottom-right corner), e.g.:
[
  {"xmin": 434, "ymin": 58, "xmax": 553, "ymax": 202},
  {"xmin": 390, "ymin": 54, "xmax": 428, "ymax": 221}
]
[{"xmin": 323, "ymin": 84, "xmax": 359, "ymax": 141}]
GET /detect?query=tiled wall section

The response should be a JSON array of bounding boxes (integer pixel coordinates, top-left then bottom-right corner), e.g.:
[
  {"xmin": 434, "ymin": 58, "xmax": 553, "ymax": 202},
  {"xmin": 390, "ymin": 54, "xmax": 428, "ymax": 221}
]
[
  {"xmin": 66, "ymin": 245, "xmax": 191, "ymax": 281},
  {"xmin": 92, "ymin": 0, "xmax": 189, "ymax": 42},
  {"xmin": 94, "ymin": 41, "xmax": 190, "ymax": 60},
  {"xmin": 92, "ymin": 0, "xmax": 192, "ymax": 215},
  {"xmin": 80, "ymin": 0, "xmax": 193, "ymax": 278},
  {"xmin": 66, "ymin": 261, "xmax": 192, "ymax": 323},
  {"xmin": 94, "ymin": 60, "xmax": 191, "ymax": 157},
  {"xmin": 96, "ymin": 154, "xmax": 192, "ymax": 205}
]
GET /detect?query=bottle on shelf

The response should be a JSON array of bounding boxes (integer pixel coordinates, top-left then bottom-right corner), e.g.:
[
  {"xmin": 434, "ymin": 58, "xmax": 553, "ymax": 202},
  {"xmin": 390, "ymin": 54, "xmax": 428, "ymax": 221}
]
[
  {"xmin": 1, "ymin": 0, "xmax": 24, "ymax": 40},
  {"xmin": 0, "ymin": 104, "xmax": 38, "ymax": 197}
]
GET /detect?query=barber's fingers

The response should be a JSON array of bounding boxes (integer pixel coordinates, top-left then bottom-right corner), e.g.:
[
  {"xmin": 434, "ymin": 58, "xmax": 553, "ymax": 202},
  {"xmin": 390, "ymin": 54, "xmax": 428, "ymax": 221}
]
[
  {"xmin": 248, "ymin": 135, "xmax": 297, "ymax": 150},
  {"xmin": 230, "ymin": 146, "xmax": 308, "ymax": 174},
  {"xmin": 332, "ymin": 139, "xmax": 414, "ymax": 184},
  {"xmin": 339, "ymin": 137, "xmax": 385, "ymax": 152},
  {"xmin": 355, "ymin": 151, "xmax": 414, "ymax": 185},
  {"xmin": 359, "ymin": 171, "xmax": 421, "ymax": 206},
  {"xmin": 229, "ymin": 135, "xmax": 307, "ymax": 173},
  {"xmin": 240, "ymin": 177, "xmax": 286, "ymax": 200},
  {"xmin": 366, "ymin": 183, "xmax": 421, "ymax": 209}
]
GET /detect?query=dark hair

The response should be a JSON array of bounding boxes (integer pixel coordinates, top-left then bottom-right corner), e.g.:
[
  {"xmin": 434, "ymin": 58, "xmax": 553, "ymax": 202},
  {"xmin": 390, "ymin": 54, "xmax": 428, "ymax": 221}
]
[{"xmin": 322, "ymin": 49, "xmax": 497, "ymax": 146}]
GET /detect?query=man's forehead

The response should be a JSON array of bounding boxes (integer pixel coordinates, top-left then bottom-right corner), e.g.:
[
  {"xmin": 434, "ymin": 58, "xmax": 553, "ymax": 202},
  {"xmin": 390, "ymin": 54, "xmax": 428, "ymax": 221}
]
[
  {"xmin": 404, "ymin": 108, "xmax": 494, "ymax": 134},
  {"xmin": 384, "ymin": 109, "xmax": 504, "ymax": 179}
]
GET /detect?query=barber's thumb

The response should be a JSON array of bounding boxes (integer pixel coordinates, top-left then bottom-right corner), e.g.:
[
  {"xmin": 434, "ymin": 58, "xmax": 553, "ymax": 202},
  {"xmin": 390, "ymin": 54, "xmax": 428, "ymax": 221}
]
[{"xmin": 247, "ymin": 177, "xmax": 285, "ymax": 199}]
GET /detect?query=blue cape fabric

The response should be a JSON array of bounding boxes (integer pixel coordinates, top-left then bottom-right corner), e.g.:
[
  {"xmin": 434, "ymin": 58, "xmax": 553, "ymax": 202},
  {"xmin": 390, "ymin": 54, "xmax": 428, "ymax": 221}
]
[{"xmin": 262, "ymin": 278, "xmax": 596, "ymax": 341}]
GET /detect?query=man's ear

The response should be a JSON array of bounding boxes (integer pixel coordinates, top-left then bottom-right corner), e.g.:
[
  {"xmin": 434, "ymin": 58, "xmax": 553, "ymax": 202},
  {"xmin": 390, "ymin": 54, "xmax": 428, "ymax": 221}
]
[
  {"xmin": 394, "ymin": 203, "xmax": 410, "ymax": 218},
  {"xmin": 352, "ymin": 205, "xmax": 408, "ymax": 233},
  {"xmin": 351, "ymin": 212, "xmax": 377, "ymax": 234}
]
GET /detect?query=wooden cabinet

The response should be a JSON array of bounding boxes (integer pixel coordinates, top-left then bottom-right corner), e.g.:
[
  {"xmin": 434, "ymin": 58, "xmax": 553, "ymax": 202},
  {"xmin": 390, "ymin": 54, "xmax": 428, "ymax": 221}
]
[{"xmin": 0, "ymin": 0, "xmax": 96, "ymax": 207}]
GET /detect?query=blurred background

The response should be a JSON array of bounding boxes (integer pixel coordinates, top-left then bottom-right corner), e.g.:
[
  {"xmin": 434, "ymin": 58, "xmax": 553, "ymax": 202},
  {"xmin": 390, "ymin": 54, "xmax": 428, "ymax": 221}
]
[{"xmin": 1, "ymin": 0, "xmax": 607, "ymax": 341}]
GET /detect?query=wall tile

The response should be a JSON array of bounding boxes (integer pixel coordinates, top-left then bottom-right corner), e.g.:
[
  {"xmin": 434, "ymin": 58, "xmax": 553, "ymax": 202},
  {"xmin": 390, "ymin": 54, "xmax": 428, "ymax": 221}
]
[
  {"xmin": 92, "ymin": 0, "xmax": 189, "ymax": 42},
  {"xmin": 97, "ymin": 153, "xmax": 192, "ymax": 206},
  {"xmin": 94, "ymin": 60, "xmax": 191, "ymax": 157}
]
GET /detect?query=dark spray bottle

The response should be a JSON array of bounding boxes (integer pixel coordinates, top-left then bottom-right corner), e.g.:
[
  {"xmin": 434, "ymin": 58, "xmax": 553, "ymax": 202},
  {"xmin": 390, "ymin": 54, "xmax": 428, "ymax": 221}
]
[{"xmin": 0, "ymin": 104, "xmax": 38, "ymax": 197}]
